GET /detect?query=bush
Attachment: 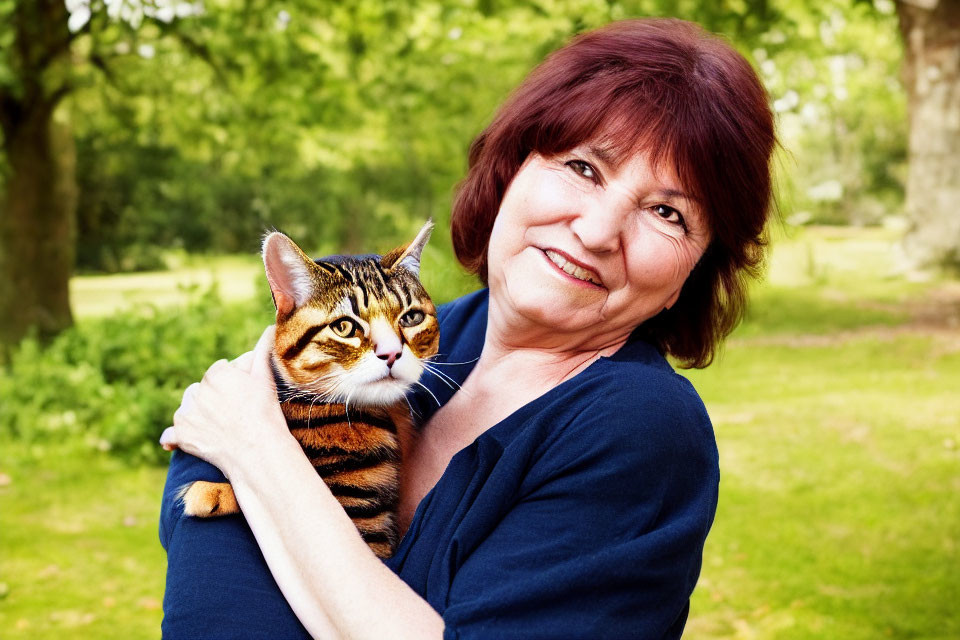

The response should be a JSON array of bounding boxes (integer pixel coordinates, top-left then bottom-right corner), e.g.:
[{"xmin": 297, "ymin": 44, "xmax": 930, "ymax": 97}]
[{"xmin": 0, "ymin": 288, "xmax": 274, "ymax": 464}]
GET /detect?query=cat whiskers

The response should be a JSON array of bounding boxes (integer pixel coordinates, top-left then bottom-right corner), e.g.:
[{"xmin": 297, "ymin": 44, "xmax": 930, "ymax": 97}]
[
  {"xmin": 306, "ymin": 392, "xmax": 321, "ymax": 430},
  {"xmin": 299, "ymin": 371, "xmax": 349, "ymax": 405},
  {"xmin": 344, "ymin": 389, "xmax": 354, "ymax": 429},
  {"xmin": 421, "ymin": 362, "xmax": 462, "ymax": 392},
  {"xmin": 423, "ymin": 354, "xmax": 480, "ymax": 367},
  {"xmin": 413, "ymin": 380, "xmax": 442, "ymax": 409},
  {"xmin": 404, "ymin": 395, "xmax": 421, "ymax": 422}
]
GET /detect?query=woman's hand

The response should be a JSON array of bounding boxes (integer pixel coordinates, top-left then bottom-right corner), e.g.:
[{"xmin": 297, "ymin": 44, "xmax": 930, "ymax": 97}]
[{"xmin": 159, "ymin": 325, "xmax": 290, "ymax": 476}]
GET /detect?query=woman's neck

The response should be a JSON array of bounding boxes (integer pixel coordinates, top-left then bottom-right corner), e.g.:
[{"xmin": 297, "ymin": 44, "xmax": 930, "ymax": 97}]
[{"xmin": 470, "ymin": 294, "xmax": 631, "ymax": 391}]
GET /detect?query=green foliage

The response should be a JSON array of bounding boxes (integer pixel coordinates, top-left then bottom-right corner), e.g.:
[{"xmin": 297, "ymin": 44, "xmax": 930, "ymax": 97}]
[
  {"xmin": 0, "ymin": 288, "xmax": 273, "ymax": 463},
  {"xmin": 0, "ymin": 246, "xmax": 478, "ymax": 464},
  {"xmin": 55, "ymin": 0, "xmax": 908, "ymax": 273},
  {"xmin": 756, "ymin": 0, "xmax": 906, "ymax": 225}
]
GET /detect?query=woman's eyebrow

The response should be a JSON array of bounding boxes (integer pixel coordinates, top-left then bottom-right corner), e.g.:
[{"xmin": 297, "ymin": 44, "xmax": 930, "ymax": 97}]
[
  {"xmin": 586, "ymin": 145, "xmax": 617, "ymax": 166},
  {"xmin": 656, "ymin": 188, "xmax": 700, "ymax": 204}
]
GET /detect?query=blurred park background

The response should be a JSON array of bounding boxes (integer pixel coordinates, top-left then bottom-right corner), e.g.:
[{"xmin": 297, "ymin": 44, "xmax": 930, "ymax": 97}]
[{"xmin": 0, "ymin": 0, "xmax": 958, "ymax": 638}]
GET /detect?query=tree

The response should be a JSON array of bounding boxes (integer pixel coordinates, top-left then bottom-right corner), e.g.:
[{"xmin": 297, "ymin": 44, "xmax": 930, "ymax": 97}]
[
  {"xmin": 0, "ymin": 0, "xmax": 208, "ymax": 349},
  {"xmin": 0, "ymin": 0, "xmax": 77, "ymax": 348},
  {"xmin": 895, "ymin": 0, "xmax": 960, "ymax": 269}
]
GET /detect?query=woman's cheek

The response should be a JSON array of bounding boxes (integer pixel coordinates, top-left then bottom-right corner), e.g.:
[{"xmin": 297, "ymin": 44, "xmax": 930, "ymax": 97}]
[{"xmin": 626, "ymin": 229, "xmax": 692, "ymax": 288}]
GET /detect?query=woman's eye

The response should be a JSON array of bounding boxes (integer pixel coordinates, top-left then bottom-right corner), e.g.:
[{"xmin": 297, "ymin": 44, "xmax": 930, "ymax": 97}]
[
  {"xmin": 330, "ymin": 318, "xmax": 359, "ymax": 338},
  {"xmin": 653, "ymin": 204, "xmax": 685, "ymax": 227},
  {"xmin": 566, "ymin": 160, "xmax": 598, "ymax": 182},
  {"xmin": 399, "ymin": 309, "xmax": 425, "ymax": 328}
]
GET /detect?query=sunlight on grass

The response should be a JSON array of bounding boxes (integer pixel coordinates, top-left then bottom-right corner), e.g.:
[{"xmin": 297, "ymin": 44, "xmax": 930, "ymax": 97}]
[
  {"xmin": 684, "ymin": 336, "xmax": 960, "ymax": 639},
  {"xmin": 70, "ymin": 255, "xmax": 264, "ymax": 318},
  {"xmin": 0, "ymin": 444, "xmax": 167, "ymax": 639}
]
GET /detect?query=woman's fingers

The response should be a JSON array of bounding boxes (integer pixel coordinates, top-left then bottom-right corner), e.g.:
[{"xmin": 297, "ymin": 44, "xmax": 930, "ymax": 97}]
[
  {"xmin": 222, "ymin": 325, "xmax": 275, "ymax": 375},
  {"xmin": 202, "ymin": 359, "xmax": 230, "ymax": 384},
  {"xmin": 251, "ymin": 325, "xmax": 277, "ymax": 381},
  {"xmin": 231, "ymin": 351, "xmax": 255, "ymax": 372},
  {"xmin": 159, "ymin": 325, "xmax": 278, "ymax": 456},
  {"xmin": 180, "ymin": 382, "xmax": 200, "ymax": 413},
  {"xmin": 159, "ymin": 426, "xmax": 179, "ymax": 451}
]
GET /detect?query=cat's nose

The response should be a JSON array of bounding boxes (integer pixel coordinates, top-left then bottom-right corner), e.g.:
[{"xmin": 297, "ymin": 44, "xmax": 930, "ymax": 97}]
[
  {"xmin": 376, "ymin": 349, "xmax": 401, "ymax": 368},
  {"xmin": 369, "ymin": 317, "xmax": 403, "ymax": 368}
]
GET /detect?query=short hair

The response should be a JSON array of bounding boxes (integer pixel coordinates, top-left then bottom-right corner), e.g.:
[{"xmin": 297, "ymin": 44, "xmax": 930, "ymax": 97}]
[{"xmin": 450, "ymin": 18, "xmax": 776, "ymax": 368}]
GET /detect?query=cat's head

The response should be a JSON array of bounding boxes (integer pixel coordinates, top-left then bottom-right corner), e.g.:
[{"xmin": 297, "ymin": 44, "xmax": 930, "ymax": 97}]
[{"xmin": 262, "ymin": 222, "xmax": 439, "ymax": 407}]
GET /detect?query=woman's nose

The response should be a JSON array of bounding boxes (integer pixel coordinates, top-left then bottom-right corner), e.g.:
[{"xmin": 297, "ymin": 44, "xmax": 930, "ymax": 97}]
[{"xmin": 570, "ymin": 199, "xmax": 622, "ymax": 254}]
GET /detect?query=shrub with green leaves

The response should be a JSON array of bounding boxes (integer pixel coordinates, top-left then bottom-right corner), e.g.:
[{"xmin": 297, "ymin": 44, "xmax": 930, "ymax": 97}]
[{"xmin": 0, "ymin": 288, "xmax": 274, "ymax": 464}]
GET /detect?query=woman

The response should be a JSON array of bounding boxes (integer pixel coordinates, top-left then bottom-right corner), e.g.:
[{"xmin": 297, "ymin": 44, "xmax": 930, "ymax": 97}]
[{"xmin": 159, "ymin": 18, "xmax": 774, "ymax": 639}]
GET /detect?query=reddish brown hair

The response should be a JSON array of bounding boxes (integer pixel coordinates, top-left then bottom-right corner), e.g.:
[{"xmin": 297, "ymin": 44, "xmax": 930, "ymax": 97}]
[{"xmin": 451, "ymin": 18, "xmax": 776, "ymax": 368}]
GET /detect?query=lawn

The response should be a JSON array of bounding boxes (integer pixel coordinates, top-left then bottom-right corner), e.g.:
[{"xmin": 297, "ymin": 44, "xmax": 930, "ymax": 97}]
[{"xmin": 1, "ymin": 226, "xmax": 957, "ymax": 638}]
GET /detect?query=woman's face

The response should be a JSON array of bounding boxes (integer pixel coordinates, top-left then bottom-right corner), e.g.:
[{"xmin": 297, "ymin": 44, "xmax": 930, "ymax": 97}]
[{"xmin": 486, "ymin": 144, "xmax": 711, "ymax": 347}]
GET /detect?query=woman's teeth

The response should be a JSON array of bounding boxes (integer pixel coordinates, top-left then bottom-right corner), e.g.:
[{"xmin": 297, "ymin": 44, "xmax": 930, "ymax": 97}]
[{"xmin": 544, "ymin": 250, "xmax": 601, "ymax": 286}]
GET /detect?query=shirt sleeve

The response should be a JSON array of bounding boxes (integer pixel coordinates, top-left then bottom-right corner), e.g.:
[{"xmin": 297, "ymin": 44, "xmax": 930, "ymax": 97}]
[
  {"xmin": 159, "ymin": 451, "xmax": 312, "ymax": 640},
  {"xmin": 440, "ymin": 381, "xmax": 719, "ymax": 640}
]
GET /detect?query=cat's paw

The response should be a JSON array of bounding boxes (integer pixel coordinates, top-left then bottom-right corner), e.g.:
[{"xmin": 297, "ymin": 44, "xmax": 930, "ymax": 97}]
[{"xmin": 177, "ymin": 481, "xmax": 239, "ymax": 517}]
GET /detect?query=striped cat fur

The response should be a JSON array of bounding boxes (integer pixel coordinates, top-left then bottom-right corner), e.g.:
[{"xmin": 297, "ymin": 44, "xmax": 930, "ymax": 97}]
[{"xmin": 179, "ymin": 222, "xmax": 439, "ymax": 558}]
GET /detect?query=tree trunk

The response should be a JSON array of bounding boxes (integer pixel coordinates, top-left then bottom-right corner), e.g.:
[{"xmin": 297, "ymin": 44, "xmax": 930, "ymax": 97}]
[
  {"xmin": 0, "ymin": 105, "xmax": 77, "ymax": 347},
  {"xmin": 0, "ymin": 0, "xmax": 76, "ymax": 349},
  {"xmin": 896, "ymin": 0, "xmax": 960, "ymax": 269}
]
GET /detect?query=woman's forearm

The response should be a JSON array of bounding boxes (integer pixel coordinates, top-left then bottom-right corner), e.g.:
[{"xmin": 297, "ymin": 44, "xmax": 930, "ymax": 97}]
[{"xmin": 227, "ymin": 434, "xmax": 445, "ymax": 640}]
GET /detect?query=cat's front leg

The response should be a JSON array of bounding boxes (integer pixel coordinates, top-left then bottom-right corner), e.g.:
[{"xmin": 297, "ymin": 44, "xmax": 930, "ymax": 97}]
[{"xmin": 178, "ymin": 481, "xmax": 241, "ymax": 517}]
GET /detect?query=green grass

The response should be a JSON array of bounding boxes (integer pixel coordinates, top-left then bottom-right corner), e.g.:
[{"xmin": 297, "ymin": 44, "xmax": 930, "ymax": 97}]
[
  {"xmin": 2, "ymin": 226, "xmax": 959, "ymax": 638},
  {"xmin": 70, "ymin": 254, "xmax": 264, "ymax": 318},
  {"xmin": 685, "ymin": 336, "xmax": 960, "ymax": 639},
  {"xmin": 0, "ymin": 444, "xmax": 168, "ymax": 638}
]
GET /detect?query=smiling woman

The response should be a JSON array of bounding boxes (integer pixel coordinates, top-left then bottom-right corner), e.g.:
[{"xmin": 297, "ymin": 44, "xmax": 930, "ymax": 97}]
[
  {"xmin": 454, "ymin": 19, "xmax": 775, "ymax": 367},
  {"xmin": 160, "ymin": 17, "xmax": 776, "ymax": 640}
]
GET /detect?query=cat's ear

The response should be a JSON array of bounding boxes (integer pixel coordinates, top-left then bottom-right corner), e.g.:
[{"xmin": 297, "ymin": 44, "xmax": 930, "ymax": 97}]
[
  {"xmin": 262, "ymin": 232, "xmax": 317, "ymax": 316},
  {"xmin": 382, "ymin": 219, "xmax": 433, "ymax": 277}
]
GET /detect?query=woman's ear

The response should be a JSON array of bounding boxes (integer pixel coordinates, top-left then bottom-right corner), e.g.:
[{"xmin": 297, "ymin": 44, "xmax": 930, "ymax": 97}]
[
  {"xmin": 382, "ymin": 219, "xmax": 434, "ymax": 277},
  {"xmin": 262, "ymin": 232, "xmax": 317, "ymax": 317}
]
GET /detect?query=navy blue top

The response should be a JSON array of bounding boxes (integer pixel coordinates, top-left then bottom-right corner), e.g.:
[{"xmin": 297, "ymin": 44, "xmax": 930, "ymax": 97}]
[{"xmin": 160, "ymin": 289, "xmax": 719, "ymax": 639}]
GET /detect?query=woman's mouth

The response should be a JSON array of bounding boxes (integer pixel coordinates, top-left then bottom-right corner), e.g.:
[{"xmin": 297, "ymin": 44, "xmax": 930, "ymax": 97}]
[{"xmin": 542, "ymin": 249, "xmax": 604, "ymax": 287}]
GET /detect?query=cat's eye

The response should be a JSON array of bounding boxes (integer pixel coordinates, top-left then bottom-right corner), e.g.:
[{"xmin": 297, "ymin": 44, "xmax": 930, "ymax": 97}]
[
  {"xmin": 399, "ymin": 309, "xmax": 425, "ymax": 328},
  {"xmin": 330, "ymin": 317, "xmax": 360, "ymax": 338}
]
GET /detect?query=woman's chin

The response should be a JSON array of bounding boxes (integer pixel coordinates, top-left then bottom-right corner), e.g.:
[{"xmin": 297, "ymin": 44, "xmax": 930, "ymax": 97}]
[{"xmin": 503, "ymin": 280, "xmax": 600, "ymax": 333}]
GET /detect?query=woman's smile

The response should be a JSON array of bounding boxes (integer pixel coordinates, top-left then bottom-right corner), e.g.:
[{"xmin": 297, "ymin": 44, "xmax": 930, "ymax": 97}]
[{"xmin": 540, "ymin": 248, "xmax": 605, "ymax": 288}]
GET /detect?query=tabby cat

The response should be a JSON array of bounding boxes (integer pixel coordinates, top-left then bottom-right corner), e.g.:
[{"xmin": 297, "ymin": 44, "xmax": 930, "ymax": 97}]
[{"xmin": 179, "ymin": 222, "xmax": 439, "ymax": 558}]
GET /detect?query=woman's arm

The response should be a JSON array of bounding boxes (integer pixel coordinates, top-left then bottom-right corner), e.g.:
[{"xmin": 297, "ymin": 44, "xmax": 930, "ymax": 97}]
[{"xmin": 161, "ymin": 326, "xmax": 444, "ymax": 640}]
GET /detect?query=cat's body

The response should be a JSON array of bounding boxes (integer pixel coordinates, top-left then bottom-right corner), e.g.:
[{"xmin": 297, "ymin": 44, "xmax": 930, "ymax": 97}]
[{"xmin": 179, "ymin": 223, "xmax": 438, "ymax": 558}]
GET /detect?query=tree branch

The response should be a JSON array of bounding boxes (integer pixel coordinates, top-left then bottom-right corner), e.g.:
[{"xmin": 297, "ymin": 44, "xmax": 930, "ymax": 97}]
[
  {"xmin": 47, "ymin": 83, "xmax": 73, "ymax": 109},
  {"xmin": 157, "ymin": 22, "xmax": 233, "ymax": 89},
  {"xmin": 89, "ymin": 52, "xmax": 120, "ymax": 88}
]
